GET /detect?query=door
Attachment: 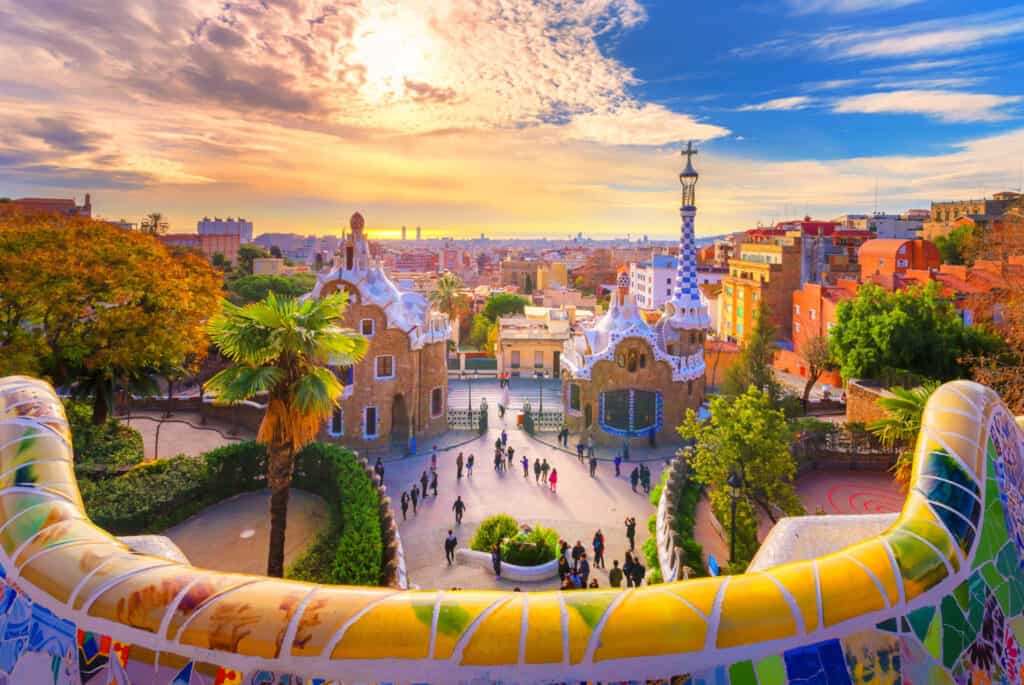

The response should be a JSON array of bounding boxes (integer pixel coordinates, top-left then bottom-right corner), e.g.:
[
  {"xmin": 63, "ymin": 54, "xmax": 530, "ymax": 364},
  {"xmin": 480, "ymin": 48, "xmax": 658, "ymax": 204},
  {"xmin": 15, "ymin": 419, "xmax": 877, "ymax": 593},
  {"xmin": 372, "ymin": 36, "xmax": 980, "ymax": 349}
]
[
  {"xmin": 553, "ymin": 350, "xmax": 560, "ymax": 376},
  {"xmin": 390, "ymin": 395, "xmax": 409, "ymax": 444}
]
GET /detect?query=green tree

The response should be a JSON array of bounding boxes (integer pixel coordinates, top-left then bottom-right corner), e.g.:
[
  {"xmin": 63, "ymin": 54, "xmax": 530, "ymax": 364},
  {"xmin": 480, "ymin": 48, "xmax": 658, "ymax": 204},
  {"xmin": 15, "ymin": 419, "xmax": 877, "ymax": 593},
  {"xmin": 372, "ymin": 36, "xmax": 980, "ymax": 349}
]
[
  {"xmin": 678, "ymin": 386, "xmax": 804, "ymax": 571},
  {"xmin": 482, "ymin": 293, "xmax": 529, "ymax": 321},
  {"xmin": 934, "ymin": 224, "xmax": 983, "ymax": 266},
  {"xmin": 269, "ymin": 245, "xmax": 283, "ymax": 258},
  {"xmin": 722, "ymin": 298, "xmax": 781, "ymax": 402},
  {"xmin": 800, "ymin": 334, "xmax": 837, "ymax": 407},
  {"xmin": 829, "ymin": 281, "xmax": 1002, "ymax": 382},
  {"xmin": 226, "ymin": 273, "xmax": 317, "ymax": 305},
  {"xmin": 868, "ymin": 381, "xmax": 939, "ymax": 490},
  {"xmin": 236, "ymin": 244, "xmax": 270, "ymax": 275},
  {"xmin": 469, "ymin": 315, "xmax": 494, "ymax": 351},
  {"xmin": 204, "ymin": 291, "xmax": 368, "ymax": 577},
  {"xmin": 211, "ymin": 252, "xmax": 229, "ymax": 269}
]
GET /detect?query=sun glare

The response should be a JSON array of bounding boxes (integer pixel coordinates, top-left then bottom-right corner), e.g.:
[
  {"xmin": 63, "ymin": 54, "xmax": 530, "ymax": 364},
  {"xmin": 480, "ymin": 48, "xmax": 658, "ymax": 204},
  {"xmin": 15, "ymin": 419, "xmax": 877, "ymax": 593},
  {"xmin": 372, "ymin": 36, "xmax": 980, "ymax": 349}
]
[{"xmin": 351, "ymin": 7, "xmax": 440, "ymax": 102}]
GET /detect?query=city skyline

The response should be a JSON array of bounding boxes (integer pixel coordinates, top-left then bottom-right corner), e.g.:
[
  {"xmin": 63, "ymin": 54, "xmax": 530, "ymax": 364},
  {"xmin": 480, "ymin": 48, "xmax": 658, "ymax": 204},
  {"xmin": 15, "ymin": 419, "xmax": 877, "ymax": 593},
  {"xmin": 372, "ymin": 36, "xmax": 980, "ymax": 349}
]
[{"xmin": 1, "ymin": 1, "xmax": 1023, "ymax": 238}]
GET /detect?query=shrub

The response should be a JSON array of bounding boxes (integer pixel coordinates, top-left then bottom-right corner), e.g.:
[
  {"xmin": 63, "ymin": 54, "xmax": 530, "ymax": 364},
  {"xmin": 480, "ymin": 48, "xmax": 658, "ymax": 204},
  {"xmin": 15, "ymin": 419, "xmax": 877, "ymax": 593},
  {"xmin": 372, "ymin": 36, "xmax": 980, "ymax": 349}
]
[
  {"xmin": 501, "ymin": 525, "xmax": 557, "ymax": 566},
  {"xmin": 470, "ymin": 514, "xmax": 519, "ymax": 552},
  {"xmin": 645, "ymin": 469, "xmax": 707, "ymax": 578},
  {"xmin": 64, "ymin": 399, "xmax": 144, "ymax": 469}
]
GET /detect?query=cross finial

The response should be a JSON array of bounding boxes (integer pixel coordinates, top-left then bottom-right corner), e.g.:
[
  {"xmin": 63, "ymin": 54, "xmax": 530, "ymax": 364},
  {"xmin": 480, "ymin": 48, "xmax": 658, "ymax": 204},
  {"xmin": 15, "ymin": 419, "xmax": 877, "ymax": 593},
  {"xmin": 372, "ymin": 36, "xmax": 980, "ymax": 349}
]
[{"xmin": 682, "ymin": 140, "xmax": 698, "ymax": 165}]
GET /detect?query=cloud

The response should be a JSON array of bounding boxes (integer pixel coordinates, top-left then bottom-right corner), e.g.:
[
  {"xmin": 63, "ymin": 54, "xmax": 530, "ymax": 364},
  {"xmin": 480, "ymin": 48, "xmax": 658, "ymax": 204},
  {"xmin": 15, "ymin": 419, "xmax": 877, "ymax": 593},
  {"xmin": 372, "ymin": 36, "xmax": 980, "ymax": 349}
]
[
  {"xmin": 832, "ymin": 89, "xmax": 1022, "ymax": 122},
  {"xmin": 785, "ymin": 0, "xmax": 923, "ymax": 14},
  {"xmin": 560, "ymin": 104, "xmax": 729, "ymax": 145},
  {"xmin": 22, "ymin": 117, "xmax": 107, "ymax": 153},
  {"xmin": 737, "ymin": 96, "xmax": 813, "ymax": 111}
]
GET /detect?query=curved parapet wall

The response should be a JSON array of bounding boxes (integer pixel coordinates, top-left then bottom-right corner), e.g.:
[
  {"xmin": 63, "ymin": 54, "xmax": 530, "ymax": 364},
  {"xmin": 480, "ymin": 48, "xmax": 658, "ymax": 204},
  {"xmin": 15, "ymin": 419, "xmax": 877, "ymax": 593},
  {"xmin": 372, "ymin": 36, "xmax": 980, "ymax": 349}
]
[{"xmin": 1, "ymin": 375, "xmax": 1024, "ymax": 683}]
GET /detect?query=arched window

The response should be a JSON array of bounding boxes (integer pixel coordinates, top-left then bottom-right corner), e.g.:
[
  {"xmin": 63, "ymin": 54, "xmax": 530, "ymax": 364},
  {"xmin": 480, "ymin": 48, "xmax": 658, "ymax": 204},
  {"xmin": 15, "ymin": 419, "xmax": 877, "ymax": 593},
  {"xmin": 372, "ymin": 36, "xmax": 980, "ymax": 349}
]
[{"xmin": 627, "ymin": 350, "xmax": 638, "ymax": 372}]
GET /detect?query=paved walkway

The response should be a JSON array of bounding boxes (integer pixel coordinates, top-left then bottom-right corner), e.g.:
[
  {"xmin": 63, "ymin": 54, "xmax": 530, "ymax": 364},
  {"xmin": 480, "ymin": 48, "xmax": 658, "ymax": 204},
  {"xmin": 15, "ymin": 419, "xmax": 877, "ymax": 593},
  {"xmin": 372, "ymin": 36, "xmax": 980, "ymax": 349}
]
[
  {"xmin": 165, "ymin": 489, "xmax": 328, "ymax": 574},
  {"xmin": 795, "ymin": 469, "xmax": 904, "ymax": 515},
  {"xmin": 382, "ymin": 420, "xmax": 669, "ymax": 591},
  {"xmin": 448, "ymin": 377, "xmax": 563, "ymax": 413},
  {"xmin": 118, "ymin": 410, "xmax": 255, "ymax": 460}
]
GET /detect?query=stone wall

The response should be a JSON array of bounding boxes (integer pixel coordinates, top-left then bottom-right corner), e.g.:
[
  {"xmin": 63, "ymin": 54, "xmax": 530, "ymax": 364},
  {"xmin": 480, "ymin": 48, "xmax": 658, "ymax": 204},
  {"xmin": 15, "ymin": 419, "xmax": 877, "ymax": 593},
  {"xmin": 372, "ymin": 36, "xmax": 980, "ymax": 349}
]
[{"xmin": 845, "ymin": 379, "xmax": 894, "ymax": 425}]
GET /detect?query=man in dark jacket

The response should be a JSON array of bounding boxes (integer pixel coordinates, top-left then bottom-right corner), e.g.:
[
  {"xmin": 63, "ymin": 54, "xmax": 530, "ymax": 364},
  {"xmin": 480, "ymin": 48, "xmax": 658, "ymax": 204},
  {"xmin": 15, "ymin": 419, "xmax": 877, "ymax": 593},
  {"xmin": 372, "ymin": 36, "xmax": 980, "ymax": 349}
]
[{"xmin": 444, "ymin": 530, "xmax": 458, "ymax": 565}]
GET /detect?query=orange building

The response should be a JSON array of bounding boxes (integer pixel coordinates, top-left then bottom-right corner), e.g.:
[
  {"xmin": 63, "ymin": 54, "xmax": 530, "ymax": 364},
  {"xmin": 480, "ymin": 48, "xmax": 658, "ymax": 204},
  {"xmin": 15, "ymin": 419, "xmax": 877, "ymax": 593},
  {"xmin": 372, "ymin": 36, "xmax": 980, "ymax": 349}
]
[
  {"xmin": 774, "ymin": 280, "xmax": 857, "ymax": 387},
  {"xmin": 0, "ymin": 194, "xmax": 91, "ymax": 217},
  {"xmin": 160, "ymin": 233, "xmax": 240, "ymax": 263},
  {"xmin": 858, "ymin": 238, "xmax": 940, "ymax": 281},
  {"xmin": 719, "ymin": 232, "xmax": 802, "ymax": 343}
]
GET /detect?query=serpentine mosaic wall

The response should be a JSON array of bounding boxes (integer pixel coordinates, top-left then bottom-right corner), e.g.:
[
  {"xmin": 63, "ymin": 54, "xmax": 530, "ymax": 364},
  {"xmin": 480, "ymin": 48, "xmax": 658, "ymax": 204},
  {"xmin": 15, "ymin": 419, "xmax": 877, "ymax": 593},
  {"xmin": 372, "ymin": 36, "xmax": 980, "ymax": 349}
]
[{"xmin": 1, "ymin": 374, "xmax": 1023, "ymax": 684}]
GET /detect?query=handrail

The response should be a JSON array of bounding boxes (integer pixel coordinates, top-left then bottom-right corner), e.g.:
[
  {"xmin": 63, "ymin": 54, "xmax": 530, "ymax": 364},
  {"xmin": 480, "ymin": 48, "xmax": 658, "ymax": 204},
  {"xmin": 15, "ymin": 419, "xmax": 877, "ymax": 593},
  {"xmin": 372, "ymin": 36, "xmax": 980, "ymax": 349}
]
[{"xmin": 0, "ymin": 375, "xmax": 1020, "ymax": 683}]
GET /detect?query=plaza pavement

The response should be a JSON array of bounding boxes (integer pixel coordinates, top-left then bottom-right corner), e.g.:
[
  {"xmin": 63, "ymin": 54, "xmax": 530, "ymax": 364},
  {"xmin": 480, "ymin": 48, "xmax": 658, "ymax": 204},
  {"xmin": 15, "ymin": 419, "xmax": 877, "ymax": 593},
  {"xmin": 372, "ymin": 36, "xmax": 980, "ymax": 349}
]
[{"xmin": 118, "ymin": 410, "xmax": 255, "ymax": 459}]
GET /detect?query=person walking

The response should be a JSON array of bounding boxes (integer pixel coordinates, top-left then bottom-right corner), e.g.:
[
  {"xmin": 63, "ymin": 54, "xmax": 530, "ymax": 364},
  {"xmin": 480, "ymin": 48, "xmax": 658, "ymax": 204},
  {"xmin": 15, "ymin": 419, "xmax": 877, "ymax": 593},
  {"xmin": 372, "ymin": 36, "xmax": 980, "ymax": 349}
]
[
  {"xmin": 453, "ymin": 496, "xmax": 466, "ymax": 525},
  {"xmin": 614, "ymin": 454, "xmax": 622, "ymax": 477},
  {"xmin": 558, "ymin": 555, "xmax": 570, "ymax": 581},
  {"xmin": 521, "ymin": 455, "xmax": 529, "ymax": 478},
  {"xmin": 623, "ymin": 552, "xmax": 636, "ymax": 588},
  {"xmin": 491, "ymin": 544, "xmax": 502, "ymax": 577},
  {"xmin": 374, "ymin": 457, "xmax": 384, "ymax": 481},
  {"xmin": 625, "ymin": 516, "xmax": 637, "ymax": 551},
  {"xmin": 506, "ymin": 445, "xmax": 514, "ymax": 471},
  {"xmin": 592, "ymin": 529, "xmax": 605, "ymax": 569},
  {"xmin": 410, "ymin": 485, "xmax": 420, "ymax": 514},
  {"xmin": 640, "ymin": 464, "xmax": 651, "ymax": 494},
  {"xmin": 400, "ymin": 491, "xmax": 409, "ymax": 521},
  {"xmin": 533, "ymin": 458, "xmax": 541, "ymax": 483},
  {"xmin": 494, "ymin": 447, "xmax": 503, "ymax": 472},
  {"xmin": 579, "ymin": 553, "xmax": 590, "ymax": 587},
  {"xmin": 456, "ymin": 452, "xmax": 464, "ymax": 480},
  {"xmin": 589, "ymin": 455, "xmax": 598, "ymax": 478},
  {"xmin": 571, "ymin": 540, "xmax": 585, "ymax": 569},
  {"xmin": 541, "ymin": 459, "xmax": 550, "ymax": 484},
  {"xmin": 420, "ymin": 470, "xmax": 429, "ymax": 498},
  {"xmin": 444, "ymin": 530, "xmax": 458, "ymax": 566},
  {"xmin": 430, "ymin": 446, "xmax": 438, "ymax": 472},
  {"xmin": 609, "ymin": 559, "xmax": 624, "ymax": 588},
  {"xmin": 495, "ymin": 437, "xmax": 502, "ymax": 452},
  {"xmin": 430, "ymin": 469, "xmax": 438, "ymax": 497},
  {"xmin": 631, "ymin": 558, "xmax": 646, "ymax": 587},
  {"xmin": 587, "ymin": 435, "xmax": 595, "ymax": 459},
  {"xmin": 467, "ymin": 453, "xmax": 474, "ymax": 477},
  {"xmin": 576, "ymin": 440, "xmax": 585, "ymax": 463},
  {"xmin": 500, "ymin": 429, "xmax": 508, "ymax": 447},
  {"xmin": 629, "ymin": 466, "xmax": 639, "ymax": 492},
  {"xmin": 549, "ymin": 468, "xmax": 558, "ymax": 493}
]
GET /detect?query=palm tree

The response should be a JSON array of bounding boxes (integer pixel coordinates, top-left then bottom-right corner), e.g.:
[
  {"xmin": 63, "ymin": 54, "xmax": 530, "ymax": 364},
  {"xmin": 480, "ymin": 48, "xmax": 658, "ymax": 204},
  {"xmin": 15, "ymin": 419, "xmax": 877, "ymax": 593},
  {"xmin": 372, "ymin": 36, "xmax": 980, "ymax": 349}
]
[
  {"xmin": 429, "ymin": 271, "xmax": 463, "ymax": 316},
  {"xmin": 868, "ymin": 380, "xmax": 940, "ymax": 490},
  {"xmin": 204, "ymin": 291, "xmax": 367, "ymax": 577}
]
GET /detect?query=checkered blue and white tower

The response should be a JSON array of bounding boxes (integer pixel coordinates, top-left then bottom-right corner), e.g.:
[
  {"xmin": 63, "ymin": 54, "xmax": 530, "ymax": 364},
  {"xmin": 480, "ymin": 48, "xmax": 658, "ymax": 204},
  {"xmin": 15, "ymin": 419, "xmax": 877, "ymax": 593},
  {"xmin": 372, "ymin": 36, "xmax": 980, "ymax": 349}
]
[{"xmin": 668, "ymin": 141, "xmax": 711, "ymax": 330}]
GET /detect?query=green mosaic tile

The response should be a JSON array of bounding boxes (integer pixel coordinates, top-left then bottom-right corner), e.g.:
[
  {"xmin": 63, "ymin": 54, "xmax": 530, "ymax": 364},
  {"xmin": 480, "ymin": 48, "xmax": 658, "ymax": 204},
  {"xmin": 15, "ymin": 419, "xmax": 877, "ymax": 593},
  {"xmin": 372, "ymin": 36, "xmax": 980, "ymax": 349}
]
[
  {"xmin": 1010, "ymin": 616, "xmax": 1024, "ymax": 647},
  {"xmin": 966, "ymin": 572, "xmax": 989, "ymax": 634},
  {"xmin": 953, "ymin": 580, "xmax": 970, "ymax": 612},
  {"xmin": 908, "ymin": 605, "xmax": 936, "ymax": 642},
  {"xmin": 940, "ymin": 595, "xmax": 970, "ymax": 668},
  {"xmin": 980, "ymin": 561, "xmax": 1005, "ymax": 590},
  {"xmin": 876, "ymin": 617, "xmax": 898, "ymax": 633},
  {"xmin": 925, "ymin": 610, "xmax": 942, "ymax": 659},
  {"xmin": 755, "ymin": 655, "xmax": 786, "ymax": 685},
  {"xmin": 728, "ymin": 659, "xmax": 756, "ymax": 685},
  {"xmin": 973, "ymin": 458, "xmax": 1008, "ymax": 569}
]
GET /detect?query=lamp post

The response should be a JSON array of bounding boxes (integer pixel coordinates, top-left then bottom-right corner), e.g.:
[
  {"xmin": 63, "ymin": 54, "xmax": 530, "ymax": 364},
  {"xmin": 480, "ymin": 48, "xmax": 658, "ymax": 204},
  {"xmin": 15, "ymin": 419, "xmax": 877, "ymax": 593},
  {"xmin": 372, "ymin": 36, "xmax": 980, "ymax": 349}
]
[
  {"xmin": 536, "ymin": 370, "xmax": 546, "ymax": 414},
  {"xmin": 466, "ymin": 369, "xmax": 473, "ymax": 412},
  {"xmin": 727, "ymin": 471, "xmax": 742, "ymax": 564}
]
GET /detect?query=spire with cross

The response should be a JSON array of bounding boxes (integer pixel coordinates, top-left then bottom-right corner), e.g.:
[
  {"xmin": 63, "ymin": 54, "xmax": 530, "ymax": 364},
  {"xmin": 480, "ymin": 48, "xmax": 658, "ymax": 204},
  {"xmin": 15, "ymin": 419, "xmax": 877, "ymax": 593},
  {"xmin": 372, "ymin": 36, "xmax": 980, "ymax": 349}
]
[
  {"xmin": 668, "ymin": 140, "xmax": 710, "ymax": 330},
  {"xmin": 679, "ymin": 140, "xmax": 699, "ymax": 207}
]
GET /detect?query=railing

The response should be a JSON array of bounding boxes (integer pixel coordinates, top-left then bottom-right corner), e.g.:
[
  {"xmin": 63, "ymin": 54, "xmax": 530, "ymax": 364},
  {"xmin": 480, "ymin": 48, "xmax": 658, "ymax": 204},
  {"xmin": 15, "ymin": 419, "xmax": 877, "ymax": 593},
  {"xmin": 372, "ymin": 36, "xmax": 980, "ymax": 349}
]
[
  {"xmin": 524, "ymin": 410, "xmax": 564, "ymax": 432},
  {"xmin": 448, "ymin": 408, "xmax": 482, "ymax": 431}
]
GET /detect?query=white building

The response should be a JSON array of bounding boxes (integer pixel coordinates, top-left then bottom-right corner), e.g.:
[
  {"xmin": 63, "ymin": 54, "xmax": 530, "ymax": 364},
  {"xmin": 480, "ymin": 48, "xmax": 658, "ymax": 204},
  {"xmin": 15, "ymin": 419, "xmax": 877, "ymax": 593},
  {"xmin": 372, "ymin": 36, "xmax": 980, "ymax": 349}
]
[
  {"xmin": 198, "ymin": 216, "xmax": 254, "ymax": 243},
  {"xmin": 630, "ymin": 255, "xmax": 724, "ymax": 311},
  {"xmin": 832, "ymin": 213, "xmax": 922, "ymax": 240}
]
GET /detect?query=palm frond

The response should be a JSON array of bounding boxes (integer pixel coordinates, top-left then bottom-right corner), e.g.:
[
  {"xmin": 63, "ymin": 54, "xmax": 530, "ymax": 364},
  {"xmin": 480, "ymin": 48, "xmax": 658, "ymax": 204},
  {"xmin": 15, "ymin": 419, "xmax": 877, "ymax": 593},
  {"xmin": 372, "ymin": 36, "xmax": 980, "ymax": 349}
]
[
  {"xmin": 292, "ymin": 366, "xmax": 343, "ymax": 416},
  {"xmin": 205, "ymin": 365, "xmax": 284, "ymax": 403}
]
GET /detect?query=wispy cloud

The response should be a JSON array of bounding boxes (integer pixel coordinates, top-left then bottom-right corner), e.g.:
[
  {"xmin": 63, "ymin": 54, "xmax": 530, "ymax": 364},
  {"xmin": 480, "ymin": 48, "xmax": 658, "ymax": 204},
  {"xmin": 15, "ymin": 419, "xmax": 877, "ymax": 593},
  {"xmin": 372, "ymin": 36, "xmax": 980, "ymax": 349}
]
[
  {"xmin": 833, "ymin": 89, "xmax": 1022, "ymax": 122},
  {"xmin": 872, "ymin": 77, "xmax": 981, "ymax": 90},
  {"xmin": 802, "ymin": 79, "xmax": 866, "ymax": 92},
  {"xmin": 560, "ymin": 104, "xmax": 728, "ymax": 145},
  {"xmin": 785, "ymin": 0, "xmax": 923, "ymax": 15},
  {"xmin": 866, "ymin": 58, "xmax": 971, "ymax": 74},
  {"xmin": 737, "ymin": 96, "xmax": 813, "ymax": 111}
]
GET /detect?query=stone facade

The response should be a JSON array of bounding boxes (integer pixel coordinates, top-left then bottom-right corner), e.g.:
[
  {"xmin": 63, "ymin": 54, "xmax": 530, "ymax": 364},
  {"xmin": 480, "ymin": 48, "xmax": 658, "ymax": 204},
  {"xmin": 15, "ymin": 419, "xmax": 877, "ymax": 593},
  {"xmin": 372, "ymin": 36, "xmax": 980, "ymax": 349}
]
[{"xmin": 563, "ymin": 335, "xmax": 705, "ymax": 446}]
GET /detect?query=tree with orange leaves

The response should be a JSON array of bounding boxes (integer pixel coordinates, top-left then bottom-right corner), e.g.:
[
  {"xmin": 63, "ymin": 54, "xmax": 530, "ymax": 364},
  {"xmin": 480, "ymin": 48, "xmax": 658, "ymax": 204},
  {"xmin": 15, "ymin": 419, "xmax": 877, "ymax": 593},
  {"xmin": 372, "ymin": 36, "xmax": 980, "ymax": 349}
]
[{"xmin": 0, "ymin": 212, "xmax": 222, "ymax": 423}]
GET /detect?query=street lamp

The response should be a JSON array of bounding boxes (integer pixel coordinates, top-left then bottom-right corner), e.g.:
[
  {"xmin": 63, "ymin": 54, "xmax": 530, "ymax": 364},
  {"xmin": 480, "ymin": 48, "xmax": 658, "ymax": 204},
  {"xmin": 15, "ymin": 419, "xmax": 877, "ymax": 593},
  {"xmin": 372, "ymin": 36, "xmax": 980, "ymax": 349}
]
[
  {"xmin": 536, "ymin": 370, "xmax": 546, "ymax": 414},
  {"xmin": 466, "ymin": 369, "xmax": 473, "ymax": 412},
  {"xmin": 727, "ymin": 471, "xmax": 743, "ymax": 564}
]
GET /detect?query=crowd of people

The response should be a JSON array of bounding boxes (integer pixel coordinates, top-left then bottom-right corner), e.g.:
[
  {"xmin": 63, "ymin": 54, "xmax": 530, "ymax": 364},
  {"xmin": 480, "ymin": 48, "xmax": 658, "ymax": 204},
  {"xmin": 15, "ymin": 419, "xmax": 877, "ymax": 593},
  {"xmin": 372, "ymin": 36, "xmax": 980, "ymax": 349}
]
[{"xmin": 556, "ymin": 519, "xmax": 647, "ymax": 589}]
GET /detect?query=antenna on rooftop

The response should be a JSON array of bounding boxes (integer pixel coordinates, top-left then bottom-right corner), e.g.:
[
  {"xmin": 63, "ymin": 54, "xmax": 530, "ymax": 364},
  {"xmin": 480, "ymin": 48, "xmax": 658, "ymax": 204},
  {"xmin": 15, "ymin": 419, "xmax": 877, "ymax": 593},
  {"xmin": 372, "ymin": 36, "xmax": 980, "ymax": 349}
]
[{"xmin": 873, "ymin": 177, "xmax": 879, "ymax": 214}]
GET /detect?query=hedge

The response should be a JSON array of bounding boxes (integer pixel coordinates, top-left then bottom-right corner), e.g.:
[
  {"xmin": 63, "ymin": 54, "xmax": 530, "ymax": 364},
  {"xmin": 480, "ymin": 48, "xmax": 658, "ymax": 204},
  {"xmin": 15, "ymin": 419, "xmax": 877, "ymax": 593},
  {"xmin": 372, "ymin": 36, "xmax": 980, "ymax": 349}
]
[
  {"xmin": 470, "ymin": 514, "xmax": 519, "ymax": 552},
  {"xmin": 78, "ymin": 440, "xmax": 384, "ymax": 586},
  {"xmin": 64, "ymin": 399, "xmax": 144, "ymax": 470},
  {"xmin": 645, "ymin": 470, "xmax": 707, "ymax": 580}
]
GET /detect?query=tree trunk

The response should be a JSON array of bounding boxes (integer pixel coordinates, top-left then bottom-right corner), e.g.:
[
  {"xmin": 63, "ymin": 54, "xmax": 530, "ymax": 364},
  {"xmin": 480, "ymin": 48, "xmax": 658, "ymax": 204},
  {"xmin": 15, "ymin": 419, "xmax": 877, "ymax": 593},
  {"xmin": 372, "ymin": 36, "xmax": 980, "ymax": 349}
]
[
  {"xmin": 92, "ymin": 380, "xmax": 109, "ymax": 426},
  {"xmin": 802, "ymin": 372, "xmax": 818, "ymax": 411},
  {"xmin": 266, "ymin": 443, "xmax": 295, "ymax": 578}
]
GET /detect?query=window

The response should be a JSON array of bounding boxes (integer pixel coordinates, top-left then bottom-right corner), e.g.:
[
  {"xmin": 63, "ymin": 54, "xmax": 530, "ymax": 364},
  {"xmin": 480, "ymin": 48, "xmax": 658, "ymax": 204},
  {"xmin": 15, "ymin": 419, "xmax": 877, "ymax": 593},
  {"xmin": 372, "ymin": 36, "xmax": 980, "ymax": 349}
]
[
  {"xmin": 809, "ymin": 308, "xmax": 817, "ymax": 321},
  {"xmin": 600, "ymin": 389, "xmax": 660, "ymax": 435},
  {"xmin": 328, "ymin": 407, "xmax": 343, "ymax": 437},
  {"xmin": 375, "ymin": 355, "xmax": 395, "ymax": 379},
  {"xmin": 666, "ymin": 278, "xmax": 672, "ymax": 284},
  {"xmin": 687, "ymin": 380, "xmax": 693, "ymax": 396},
  {"xmin": 534, "ymin": 350, "xmax": 544, "ymax": 368},
  {"xmin": 794, "ymin": 304, "xmax": 800, "ymax": 316},
  {"xmin": 364, "ymin": 406, "xmax": 378, "ymax": 438},
  {"xmin": 360, "ymin": 318, "xmax": 375, "ymax": 336},
  {"xmin": 431, "ymin": 387, "xmax": 443, "ymax": 417},
  {"xmin": 639, "ymin": 354, "xmax": 646, "ymax": 369},
  {"xmin": 795, "ymin": 322, "xmax": 801, "ymax": 333},
  {"xmin": 569, "ymin": 383, "xmax": 581, "ymax": 411},
  {"xmin": 737, "ymin": 322, "xmax": 744, "ymax": 334},
  {"xmin": 896, "ymin": 259, "xmax": 908, "ymax": 268},
  {"xmin": 627, "ymin": 350, "xmax": 638, "ymax": 372},
  {"xmin": 510, "ymin": 351, "xmax": 521, "ymax": 368}
]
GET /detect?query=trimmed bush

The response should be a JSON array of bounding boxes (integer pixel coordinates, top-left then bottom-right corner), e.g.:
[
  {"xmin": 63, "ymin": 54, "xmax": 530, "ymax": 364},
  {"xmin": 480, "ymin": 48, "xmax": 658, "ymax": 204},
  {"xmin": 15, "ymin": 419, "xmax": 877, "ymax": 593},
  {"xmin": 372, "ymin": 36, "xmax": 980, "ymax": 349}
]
[
  {"xmin": 501, "ymin": 525, "xmax": 557, "ymax": 566},
  {"xmin": 64, "ymin": 399, "xmax": 144, "ymax": 469},
  {"xmin": 78, "ymin": 440, "xmax": 384, "ymax": 586},
  {"xmin": 470, "ymin": 514, "xmax": 519, "ymax": 552}
]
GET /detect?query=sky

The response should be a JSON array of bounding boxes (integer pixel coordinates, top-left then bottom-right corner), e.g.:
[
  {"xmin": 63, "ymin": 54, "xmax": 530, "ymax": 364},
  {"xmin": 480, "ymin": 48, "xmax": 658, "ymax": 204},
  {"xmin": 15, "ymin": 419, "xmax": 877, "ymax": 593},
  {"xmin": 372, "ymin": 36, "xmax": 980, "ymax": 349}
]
[{"xmin": 0, "ymin": 0, "xmax": 1022, "ymax": 239}]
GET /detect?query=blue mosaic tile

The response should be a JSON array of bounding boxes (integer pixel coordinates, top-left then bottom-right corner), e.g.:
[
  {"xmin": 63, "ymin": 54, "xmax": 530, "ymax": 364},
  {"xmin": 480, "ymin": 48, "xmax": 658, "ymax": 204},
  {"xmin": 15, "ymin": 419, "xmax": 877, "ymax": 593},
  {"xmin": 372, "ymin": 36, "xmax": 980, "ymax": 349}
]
[{"xmin": 784, "ymin": 639, "xmax": 852, "ymax": 685}]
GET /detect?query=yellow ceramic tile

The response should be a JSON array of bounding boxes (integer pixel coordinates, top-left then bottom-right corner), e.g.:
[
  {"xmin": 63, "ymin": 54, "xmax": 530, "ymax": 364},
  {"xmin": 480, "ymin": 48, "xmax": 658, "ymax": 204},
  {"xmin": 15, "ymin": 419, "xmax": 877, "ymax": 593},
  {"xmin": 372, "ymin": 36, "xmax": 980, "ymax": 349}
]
[
  {"xmin": 562, "ymin": 590, "xmax": 619, "ymax": 663},
  {"xmin": 178, "ymin": 579, "xmax": 309, "ymax": 658},
  {"xmin": 164, "ymin": 574, "xmax": 259, "ymax": 639},
  {"xmin": 764, "ymin": 562, "xmax": 819, "ymax": 633},
  {"xmin": 333, "ymin": 591, "xmax": 436, "ymax": 660},
  {"xmin": 291, "ymin": 586, "xmax": 396, "ymax": 657},
  {"xmin": 717, "ymin": 574, "xmax": 798, "ymax": 648},
  {"xmin": 886, "ymin": 530, "xmax": 950, "ymax": 601},
  {"xmin": 817, "ymin": 553, "xmax": 886, "ymax": 627},
  {"xmin": 594, "ymin": 588, "xmax": 706, "ymax": 662},
  {"xmin": 14, "ymin": 518, "xmax": 112, "ymax": 567},
  {"xmin": 432, "ymin": 592, "xmax": 505, "ymax": 660},
  {"xmin": 460, "ymin": 595, "xmax": 523, "ymax": 666},
  {"xmin": 896, "ymin": 495, "xmax": 960, "ymax": 572},
  {"xmin": 88, "ymin": 564, "xmax": 211, "ymax": 633},
  {"xmin": 523, "ymin": 592, "xmax": 564, "ymax": 665},
  {"xmin": 19, "ymin": 541, "xmax": 123, "ymax": 603},
  {"xmin": 847, "ymin": 539, "xmax": 901, "ymax": 607},
  {"xmin": 0, "ymin": 494, "xmax": 83, "ymax": 554},
  {"xmin": 73, "ymin": 555, "xmax": 179, "ymax": 611},
  {"xmin": 0, "ymin": 459, "xmax": 76, "ymax": 493},
  {"xmin": 661, "ymin": 577, "xmax": 726, "ymax": 618}
]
